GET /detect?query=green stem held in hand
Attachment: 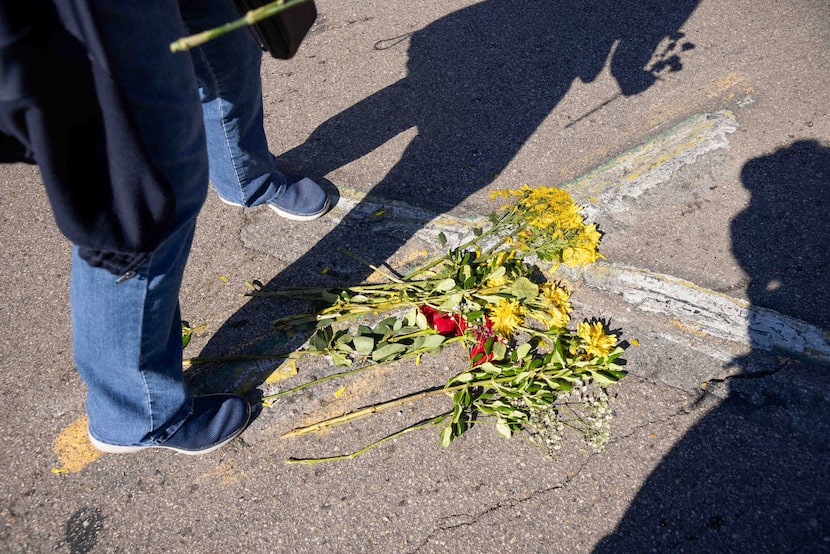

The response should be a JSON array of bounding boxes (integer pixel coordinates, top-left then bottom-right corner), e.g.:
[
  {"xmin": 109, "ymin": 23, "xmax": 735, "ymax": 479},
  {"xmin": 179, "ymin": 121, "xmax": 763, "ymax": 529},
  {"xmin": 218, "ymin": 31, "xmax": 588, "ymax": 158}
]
[{"xmin": 169, "ymin": 0, "xmax": 310, "ymax": 52}]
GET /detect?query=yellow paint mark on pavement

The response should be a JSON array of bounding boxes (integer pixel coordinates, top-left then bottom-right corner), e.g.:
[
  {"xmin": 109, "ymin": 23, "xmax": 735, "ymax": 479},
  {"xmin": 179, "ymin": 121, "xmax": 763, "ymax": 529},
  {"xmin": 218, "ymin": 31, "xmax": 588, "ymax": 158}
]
[
  {"xmin": 708, "ymin": 73, "xmax": 753, "ymax": 100},
  {"xmin": 297, "ymin": 365, "xmax": 395, "ymax": 433},
  {"xmin": 264, "ymin": 360, "xmax": 298, "ymax": 385},
  {"xmin": 53, "ymin": 415, "xmax": 102, "ymax": 473},
  {"xmin": 669, "ymin": 319, "xmax": 710, "ymax": 338}
]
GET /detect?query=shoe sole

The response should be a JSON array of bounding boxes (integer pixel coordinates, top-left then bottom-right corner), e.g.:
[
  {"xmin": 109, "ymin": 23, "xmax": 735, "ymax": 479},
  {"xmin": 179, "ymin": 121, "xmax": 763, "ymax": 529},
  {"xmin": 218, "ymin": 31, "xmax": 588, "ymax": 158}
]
[
  {"xmin": 218, "ymin": 195, "xmax": 331, "ymax": 222},
  {"xmin": 267, "ymin": 197, "xmax": 331, "ymax": 221},
  {"xmin": 88, "ymin": 411, "xmax": 250, "ymax": 456}
]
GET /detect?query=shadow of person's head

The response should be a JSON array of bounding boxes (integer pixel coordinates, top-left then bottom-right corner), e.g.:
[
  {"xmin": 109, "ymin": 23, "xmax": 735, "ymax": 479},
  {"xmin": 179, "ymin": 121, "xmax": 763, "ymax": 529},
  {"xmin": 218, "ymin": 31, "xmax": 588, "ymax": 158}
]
[{"xmin": 732, "ymin": 140, "xmax": 830, "ymax": 331}]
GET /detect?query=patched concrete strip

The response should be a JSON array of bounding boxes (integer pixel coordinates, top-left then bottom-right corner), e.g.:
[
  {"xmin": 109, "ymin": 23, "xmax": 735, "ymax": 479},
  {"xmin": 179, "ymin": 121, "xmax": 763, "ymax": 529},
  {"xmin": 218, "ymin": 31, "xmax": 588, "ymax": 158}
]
[
  {"xmin": 567, "ymin": 262, "xmax": 830, "ymax": 365},
  {"xmin": 327, "ymin": 185, "xmax": 485, "ymax": 249},
  {"xmin": 561, "ymin": 110, "xmax": 739, "ymax": 212}
]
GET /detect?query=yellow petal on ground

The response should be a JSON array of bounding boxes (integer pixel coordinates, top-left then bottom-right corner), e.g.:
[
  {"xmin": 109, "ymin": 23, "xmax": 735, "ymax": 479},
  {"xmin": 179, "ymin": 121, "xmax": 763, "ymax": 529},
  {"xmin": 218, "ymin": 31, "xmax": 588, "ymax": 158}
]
[
  {"xmin": 373, "ymin": 209, "xmax": 386, "ymax": 217},
  {"xmin": 320, "ymin": 266, "xmax": 330, "ymax": 275},
  {"xmin": 218, "ymin": 275, "xmax": 230, "ymax": 283},
  {"xmin": 334, "ymin": 386, "xmax": 347, "ymax": 398},
  {"xmin": 52, "ymin": 415, "xmax": 102, "ymax": 473}
]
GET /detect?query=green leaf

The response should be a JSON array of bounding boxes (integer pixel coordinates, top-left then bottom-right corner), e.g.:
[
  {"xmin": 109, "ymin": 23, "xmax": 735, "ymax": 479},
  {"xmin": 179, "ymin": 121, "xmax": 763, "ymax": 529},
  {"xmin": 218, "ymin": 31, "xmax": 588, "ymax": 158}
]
[
  {"xmin": 487, "ymin": 265, "xmax": 506, "ymax": 282},
  {"xmin": 422, "ymin": 334, "xmax": 446, "ymax": 351},
  {"xmin": 514, "ymin": 342, "xmax": 532, "ymax": 360},
  {"xmin": 438, "ymin": 292, "xmax": 464, "ymax": 311},
  {"xmin": 440, "ymin": 425, "xmax": 453, "ymax": 447},
  {"xmin": 495, "ymin": 420, "xmax": 512, "ymax": 439},
  {"xmin": 491, "ymin": 341, "xmax": 507, "ymax": 361},
  {"xmin": 477, "ymin": 362, "xmax": 501, "ymax": 374},
  {"xmin": 333, "ymin": 329, "xmax": 353, "ymax": 345},
  {"xmin": 437, "ymin": 232, "xmax": 448, "ymax": 248},
  {"xmin": 591, "ymin": 369, "xmax": 627, "ymax": 385},
  {"xmin": 435, "ymin": 278, "xmax": 457, "ymax": 292},
  {"xmin": 374, "ymin": 317, "xmax": 398, "ymax": 335},
  {"xmin": 330, "ymin": 352, "xmax": 352, "ymax": 367},
  {"xmin": 473, "ymin": 227, "xmax": 483, "ymax": 236},
  {"xmin": 484, "ymin": 336, "xmax": 495, "ymax": 354},
  {"xmin": 315, "ymin": 318, "xmax": 338, "ymax": 329},
  {"xmin": 463, "ymin": 275, "xmax": 479, "ymax": 289},
  {"xmin": 451, "ymin": 372, "xmax": 474, "ymax": 383},
  {"xmin": 551, "ymin": 339, "xmax": 566, "ymax": 366},
  {"xmin": 309, "ymin": 330, "xmax": 329, "ymax": 351},
  {"xmin": 508, "ymin": 276, "xmax": 539, "ymax": 300},
  {"xmin": 371, "ymin": 342, "xmax": 407, "ymax": 362},
  {"xmin": 404, "ymin": 308, "xmax": 418, "ymax": 327},
  {"xmin": 353, "ymin": 335, "xmax": 375, "ymax": 356},
  {"xmin": 466, "ymin": 309, "xmax": 485, "ymax": 323},
  {"xmin": 415, "ymin": 310, "xmax": 429, "ymax": 330}
]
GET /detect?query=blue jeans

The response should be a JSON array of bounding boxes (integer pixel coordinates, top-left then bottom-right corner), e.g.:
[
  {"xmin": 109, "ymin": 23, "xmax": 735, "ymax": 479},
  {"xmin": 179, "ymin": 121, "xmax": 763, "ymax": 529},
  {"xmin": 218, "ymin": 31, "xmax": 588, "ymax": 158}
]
[
  {"xmin": 71, "ymin": 0, "xmax": 278, "ymax": 445},
  {"xmin": 184, "ymin": 0, "xmax": 288, "ymax": 207}
]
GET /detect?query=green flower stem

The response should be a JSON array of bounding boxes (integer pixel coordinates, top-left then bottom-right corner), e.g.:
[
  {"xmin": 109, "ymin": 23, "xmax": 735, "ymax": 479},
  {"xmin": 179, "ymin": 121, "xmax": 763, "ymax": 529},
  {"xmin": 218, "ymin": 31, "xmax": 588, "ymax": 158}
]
[
  {"xmin": 262, "ymin": 335, "xmax": 466, "ymax": 402},
  {"xmin": 262, "ymin": 362, "xmax": 382, "ymax": 401},
  {"xmin": 281, "ymin": 389, "xmax": 443, "ymax": 438},
  {"xmin": 170, "ymin": 0, "xmax": 307, "ymax": 52},
  {"xmin": 185, "ymin": 352, "xmax": 309, "ymax": 366},
  {"xmin": 280, "ymin": 368, "xmax": 541, "ymax": 439},
  {"xmin": 286, "ymin": 412, "xmax": 451, "ymax": 464},
  {"xmin": 336, "ymin": 247, "xmax": 405, "ymax": 284},
  {"xmin": 401, "ymin": 211, "xmax": 514, "ymax": 281}
]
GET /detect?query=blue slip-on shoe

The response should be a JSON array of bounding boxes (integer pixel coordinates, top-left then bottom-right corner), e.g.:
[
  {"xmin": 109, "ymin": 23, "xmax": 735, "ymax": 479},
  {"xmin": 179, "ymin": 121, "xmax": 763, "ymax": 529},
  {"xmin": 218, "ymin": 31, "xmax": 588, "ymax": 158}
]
[
  {"xmin": 88, "ymin": 394, "xmax": 251, "ymax": 456},
  {"xmin": 269, "ymin": 176, "xmax": 331, "ymax": 221},
  {"xmin": 218, "ymin": 176, "xmax": 330, "ymax": 221}
]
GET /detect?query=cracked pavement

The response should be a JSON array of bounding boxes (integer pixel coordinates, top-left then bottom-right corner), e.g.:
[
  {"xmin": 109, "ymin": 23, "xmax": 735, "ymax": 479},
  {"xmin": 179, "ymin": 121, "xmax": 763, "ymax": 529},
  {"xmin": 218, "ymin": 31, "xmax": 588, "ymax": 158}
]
[{"xmin": 1, "ymin": 0, "xmax": 829, "ymax": 552}]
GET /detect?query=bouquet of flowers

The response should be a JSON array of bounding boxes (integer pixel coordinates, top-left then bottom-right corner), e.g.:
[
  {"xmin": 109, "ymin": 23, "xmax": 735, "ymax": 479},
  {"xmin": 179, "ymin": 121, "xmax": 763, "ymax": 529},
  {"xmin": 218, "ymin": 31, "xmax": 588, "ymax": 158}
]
[{"xmin": 243, "ymin": 185, "xmax": 628, "ymax": 463}]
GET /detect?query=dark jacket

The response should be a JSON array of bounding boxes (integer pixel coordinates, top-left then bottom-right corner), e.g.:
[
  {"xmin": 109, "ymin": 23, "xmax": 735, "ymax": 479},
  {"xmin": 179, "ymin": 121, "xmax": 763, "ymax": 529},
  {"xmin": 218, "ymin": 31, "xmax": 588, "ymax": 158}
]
[{"xmin": 0, "ymin": 1, "xmax": 176, "ymax": 278}]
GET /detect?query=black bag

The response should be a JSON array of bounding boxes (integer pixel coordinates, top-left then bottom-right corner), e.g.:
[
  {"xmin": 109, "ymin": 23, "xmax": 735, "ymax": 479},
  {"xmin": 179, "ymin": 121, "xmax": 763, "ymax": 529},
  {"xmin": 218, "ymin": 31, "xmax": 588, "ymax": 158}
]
[{"xmin": 233, "ymin": 0, "xmax": 317, "ymax": 59}]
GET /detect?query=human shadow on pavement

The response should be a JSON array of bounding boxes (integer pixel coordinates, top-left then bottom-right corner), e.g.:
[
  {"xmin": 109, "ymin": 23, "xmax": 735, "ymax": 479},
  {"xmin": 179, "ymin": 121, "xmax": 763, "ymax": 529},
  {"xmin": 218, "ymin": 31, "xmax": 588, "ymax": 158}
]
[
  {"xmin": 191, "ymin": 0, "xmax": 701, "ymax": 391},
  {"xmin": 594, "ymin": 141, "xmax": 830, "ymax": 552}
]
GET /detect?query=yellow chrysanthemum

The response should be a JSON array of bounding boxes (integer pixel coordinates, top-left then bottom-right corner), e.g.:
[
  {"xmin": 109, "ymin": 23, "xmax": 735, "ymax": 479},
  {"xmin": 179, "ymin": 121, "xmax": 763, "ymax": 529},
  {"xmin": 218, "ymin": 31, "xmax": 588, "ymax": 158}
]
[
  {"xmin": 561, "ymin": 223, "xmax": 602, "ymax": 267},
  {"xmin": 538, "ymin": 282, "xmax": 572, "ymax": 328},
  {"xmin": 516, "ymin": 186, "xmax": 585, "ymax": 232},
  {"xmin": 579, "ymin": 223, "xmax": 602, "ymax": 247},
  {"xmin": 575, "ymin": 321, "xmax": 617, "ymax": 359},
  {"xmin": 562, "ymin": 246, "xmax": 600, "ymax": 267},
  {"xmin": 484, "ymin": 274, "xmax": 509, "ymax": 288},
  {"xmin": 489, "ymin": 299, "xmax": 525, "ymax": 337}
]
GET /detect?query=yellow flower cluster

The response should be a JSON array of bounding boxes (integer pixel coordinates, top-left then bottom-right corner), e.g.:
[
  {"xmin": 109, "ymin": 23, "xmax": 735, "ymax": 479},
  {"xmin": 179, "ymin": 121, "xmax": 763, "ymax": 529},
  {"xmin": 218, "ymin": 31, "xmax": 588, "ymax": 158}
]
[
  {"xmin": 536, "ymin": 282, "xmax": 572, "ymax": 329},
  {"xmin": 572, "ymin": 321, "xmax": 617, "ymax": 359},
  {"xmin": 562, "ymin": 223, "xmax": 602, "ymax": 267},
  {"xmin": 513, "ymin": 185, "xmax": 585, "ymax": 233},
  {"xmin": 492, "ymin": 185, "xmax": 602, "ymax": 268},
  {"xmin": 489, "ymin": 299, "xmax": 525, "ymax": 337}
]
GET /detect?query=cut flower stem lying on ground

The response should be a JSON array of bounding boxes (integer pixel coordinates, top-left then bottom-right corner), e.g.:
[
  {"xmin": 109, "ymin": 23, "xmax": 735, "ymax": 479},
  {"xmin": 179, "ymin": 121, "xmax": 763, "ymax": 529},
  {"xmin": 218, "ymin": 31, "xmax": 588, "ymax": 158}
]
[{"xmin": 239, "ymin": 185, "xmax": 629, "ymax": 463}]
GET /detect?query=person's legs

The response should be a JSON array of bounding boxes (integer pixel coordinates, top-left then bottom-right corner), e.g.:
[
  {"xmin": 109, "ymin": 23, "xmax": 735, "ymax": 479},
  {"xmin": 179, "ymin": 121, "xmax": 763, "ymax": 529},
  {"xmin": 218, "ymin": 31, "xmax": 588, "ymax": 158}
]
[
  {"xmin": 72, "ymin": 220, "xmax": 196, "ymax": 446},
  {"xmin": 66, "ymin": 0, "xmax": 248, "ymax": 450},
  {"xmin": 180, "ymin": 0, "xmax": 330, "ymax": 220}
]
